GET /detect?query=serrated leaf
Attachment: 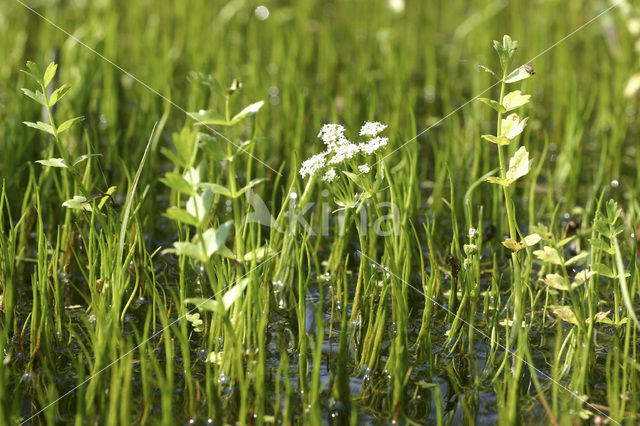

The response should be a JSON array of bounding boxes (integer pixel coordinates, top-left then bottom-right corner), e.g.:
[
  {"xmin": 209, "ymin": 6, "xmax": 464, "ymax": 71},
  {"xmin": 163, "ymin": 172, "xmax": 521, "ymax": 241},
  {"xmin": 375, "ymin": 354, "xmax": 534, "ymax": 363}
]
[
  {"xmin": 23, "ymin": 120, "xmax": 55, "ymax": 135},
  {"xmin": 164, "ymin": 207, "xmax": 199, "ymax": 226},
  {"xmin": 481, "ymin": 134, "xmax": 510, "ymax": 146},
  {"xmin": 534, "ymin": 246, "xmax": 563, "ymax": 265},
  {"xmin": 36, "ymin": 158, "xmax": 68, "ymax": 168},
  {"xmin": 230, "ymin": 101, "xmax": 264, "ymax": 124},
  {"xmin": 49, "ymin": 84, "xmax": 70, "ymax": 106},
  {"xmin": 541, "ymin": 273, "xmax": 569, "ymax": 291},
  {"xmin": 478, "ymin": 97, "xmax": 506, "ymax": 113},
  {"xmin": 187, "ymin": 72, "xmax": 224, "ymax": 97},
  {"xmin": 62, "ymin": 195, "xmax": 92, "ymax": 211},
  {"xmin": 506, "ymin": 146, "xmax": 530, "ymax": 183},
  {"xmin": 551, "ymin": 305, "xmax": 579, "ymax": 325},
  {"xmin": 21, "ymin": 88, "xmax": 47, "ymax": 106},
  {"xmin": 502, "ymin": 238, "xmax": 524, "ymax": 252},
  {"xmin": 43, "ymin": 62, "xmax": 58, "ymax": 88},
  {"xmin": 57, "ymin": 116, "xmax": 84, "ymax": 134},
  {"xmin": 25, "ymin": 61, "xmax": 43, "ymax": 82},
  {"xmin": 160, "ymin": 172, "xmax": 195, "ymax": 195},
  {"xmin": 198, "ymin": 132, "xmax": 228, "ymax": 161}
]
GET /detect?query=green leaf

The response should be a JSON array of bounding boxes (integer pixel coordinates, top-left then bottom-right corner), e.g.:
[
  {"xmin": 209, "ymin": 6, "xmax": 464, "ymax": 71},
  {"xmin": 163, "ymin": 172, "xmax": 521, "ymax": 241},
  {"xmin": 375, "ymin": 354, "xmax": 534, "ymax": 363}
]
[
  {"xmin": 43, "ymin": 62, "xmax": 58, "ymax": 88},
  {"xmin": 62, "ymin": 195, "xmax": 92, "ymax": 211},
  {"xmin": 25, "ymin": 61, "xmax": 43, "ymax": 82},
  {"xmin": 49, "ymin": 84, "xmax": 71, "ymax": 106},
  {"xmin": 160, "ymin": 172, "xmax": 195, "ymax": 195},
  {"xmin": 57, "ymin": 116, "xmax": 84, "ymax": 134},
  {"xmin": 21, "ymin": 88, "xmax": 47, "ymax": 106},
  {"xmin": 23, "ymin": 121, "xmax": 55, "ymax": 135},
  {"xmin": 565, "ymin": 251, "xmax": 588, "ymax": 266},
  {"xmin": 523, "ymin": 233, "xmax": 542, "ymax": 246},
  {"xmin": 476, "ymin": 64, "xmax": 496, "ymax": 77},
  {"xmin": 164, "ymin": 207, "xmax": 199, "ymax": 226},
  {"xmin": 506, "ymin": 146, "xmax": 530, "ymax": 183},
  {"xmin": 502, "ymin": 238, "xmax": 524, "ymax": 252},
  {"xmin": 234, "ymin": 178, "xmax": 268, "ymax": 198},
  {"xmin": 230, "ymin": 101, "xmax": 264, "ymax": 125},
  {"xmin": 199, "ymin": 183, "xmax": 233, "ymax": 197},
  {"xmin": 534, "ymin": 246, "xmax": 563, "ymax": 265},
  {"xmin": 185, "ymin": 278, "xmax": 248, "ymax": 315},
  {"xmin": 165, "ymin": 241, "xmax": 206, "ymax": 262},
  {"xmin": 221, "ymin": 278, "xmax": 249, "ymax": 311},
  {"xmin": 481, "ymin": 134, "xmax": 510, "ymax": 146},
  {"xmin": 36, "ymin": 158, "xmax": 68, "ymax": 168},
  {"xmin": 99, "ymin": 186, "xmax": 117, "ymax": 209},
  {"xmin": 171, "ymin": 127, "xmax": 198, "ymax": 169},
  {"xmin": 184, "ymin": 297, "xmax": 222, "ymax": 314},
  {"xmin": 502, "ymin": 90, "xmax": 531, "ymax": 111},
  {"xmin": 590, "ymin": 238, "xmax": 614, "ymax": 254},
  {"xmin": 478, "ymin": 97, "xmax": 506, "ymax": 113},
  {"xmin": 188, "ymin": 72, "xmax": 224, "ymax": 97},
  {"xmin": 505, "ymin": 66, "xmax": 533, "ymax": 83},
  {"xmin": 189, "ymin": 109, "xmax": 228, "ymax": 126},
  {"xmin": 541, "ymin": 273, "xmax": 569, "ymax": 291},
  {"xmin": 202, "ymin": 221, "xmax": 233, "ymax": 257},
  {"xmin": 186, "ymin": 190, "xmax": 214, "ymax": 222},
  {"xmin": 73, "ymin": 154, "xmax": 102, "ymax": 166},
  {"xmin": 486, "ymin": 176, "xmax": 511, "ymax": 187},
  {"xmin": 198, "ymin": 133, "xmax": 228, "ymax": 161}
]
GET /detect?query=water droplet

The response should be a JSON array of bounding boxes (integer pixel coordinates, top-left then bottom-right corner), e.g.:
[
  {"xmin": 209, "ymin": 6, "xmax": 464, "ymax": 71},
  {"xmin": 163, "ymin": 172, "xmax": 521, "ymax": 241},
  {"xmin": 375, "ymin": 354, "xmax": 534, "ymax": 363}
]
[{"xmin": 611, "ymin": 179, "xmax": 619, "ymax": 188}]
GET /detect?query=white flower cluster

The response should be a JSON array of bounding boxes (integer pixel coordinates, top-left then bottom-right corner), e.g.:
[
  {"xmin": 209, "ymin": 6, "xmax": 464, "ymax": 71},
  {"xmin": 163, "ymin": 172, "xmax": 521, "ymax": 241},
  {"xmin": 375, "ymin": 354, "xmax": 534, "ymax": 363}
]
[
  {"xmin": 359, "ymin": 136, "xmax": 388, "ymax": 155},
  {"xmin": 299, "ymin": 121, "xmax": 389, "ymax": 182},
  {"xmin": 359, "ymin": 121, "xmax": 387, "ymax": 137},
  {"xmin": 299, "ymin": 152, "xmax": 327, "ymax": 179}
]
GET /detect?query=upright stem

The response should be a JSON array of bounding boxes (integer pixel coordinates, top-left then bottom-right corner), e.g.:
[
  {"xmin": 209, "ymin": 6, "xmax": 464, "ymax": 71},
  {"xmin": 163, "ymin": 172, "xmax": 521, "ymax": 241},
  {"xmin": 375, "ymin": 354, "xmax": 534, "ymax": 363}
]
[{"xmin": 496, "ymin": 69, "xmax": 523, "ymax": 343}]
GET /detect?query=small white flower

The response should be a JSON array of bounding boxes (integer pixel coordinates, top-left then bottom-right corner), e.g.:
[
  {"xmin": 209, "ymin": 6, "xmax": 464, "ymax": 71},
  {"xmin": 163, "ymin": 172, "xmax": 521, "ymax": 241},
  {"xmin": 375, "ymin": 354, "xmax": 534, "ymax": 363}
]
[
  {"xmin": 299, "ymin": 152, "xmax": 327, "ymax": 178},
  {"xmin": 321, "ymin": 168, "xmax": 338, "ymax": 182},
  {"xmin": 359, "ymin": 136, "xmax": 388, "ymax": 155},
  {"xmin": 317, "ymin": 124, "xmax": 346, "ymax": 148},
  {"xmin": 328, "ymin": 143, "xmax": 360, "ymax": 164},
  {"xmin": 359, "ymin": 121, "xmax": 387, "ymax": 137},
  {"xmin": 358, "ymin": 164, "xmax": 371, "ymax": 173},
  {"xmin": 468, "ymin": 227, "xmax": 478, "ymax": 239},
  {"xmin": 501, "ymin": 114, "xmax": 528, "ymax": 140}
]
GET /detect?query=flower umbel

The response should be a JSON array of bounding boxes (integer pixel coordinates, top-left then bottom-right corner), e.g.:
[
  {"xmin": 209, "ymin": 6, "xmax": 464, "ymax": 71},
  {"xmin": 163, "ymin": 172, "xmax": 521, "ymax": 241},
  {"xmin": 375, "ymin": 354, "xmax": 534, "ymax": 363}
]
[
  {"xmin": 299, "ymin": 152, "xmax": 327, "ymax": 178},
  {"xmin": 359, "ymin": 121, "xmax": 387, "ymax": 137}
]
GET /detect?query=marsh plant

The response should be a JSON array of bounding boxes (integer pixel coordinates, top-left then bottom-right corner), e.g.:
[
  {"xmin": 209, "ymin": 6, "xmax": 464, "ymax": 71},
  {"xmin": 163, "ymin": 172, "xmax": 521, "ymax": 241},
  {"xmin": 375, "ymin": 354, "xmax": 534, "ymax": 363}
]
[{"xmin": 3, "ymin": 2, "xmax": 640, "ymax": 424}]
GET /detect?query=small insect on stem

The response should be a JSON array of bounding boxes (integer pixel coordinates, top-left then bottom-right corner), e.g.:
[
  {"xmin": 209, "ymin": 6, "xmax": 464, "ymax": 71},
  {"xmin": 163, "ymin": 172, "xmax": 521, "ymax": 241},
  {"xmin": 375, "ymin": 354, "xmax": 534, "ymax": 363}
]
[{"xmin": 523, "ymin": 64, "xmax": 535, "ymax": 75}]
